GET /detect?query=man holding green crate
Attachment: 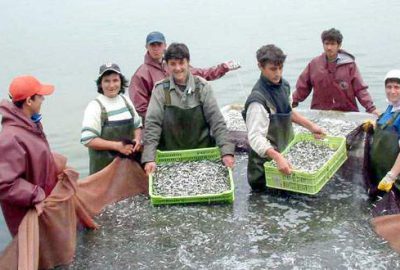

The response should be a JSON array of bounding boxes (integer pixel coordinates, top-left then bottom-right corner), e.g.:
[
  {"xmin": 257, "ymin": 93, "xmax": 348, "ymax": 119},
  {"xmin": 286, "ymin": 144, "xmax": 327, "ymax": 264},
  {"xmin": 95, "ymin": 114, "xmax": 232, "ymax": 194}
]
[
  {"xmin": 142, "ymin": 43, "xmax": 235, "ymax": 175},
  {"xmin": 242, "ymin": 44, "xmax": 325, "ymax": 192}
]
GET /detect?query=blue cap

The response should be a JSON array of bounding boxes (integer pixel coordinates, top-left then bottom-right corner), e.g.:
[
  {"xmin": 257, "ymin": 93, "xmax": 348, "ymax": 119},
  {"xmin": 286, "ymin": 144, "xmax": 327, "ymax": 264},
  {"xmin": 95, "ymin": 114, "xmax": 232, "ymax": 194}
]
[{"xmin": 146, "ymin": 31, "xmax": 166, "ymax": 45}]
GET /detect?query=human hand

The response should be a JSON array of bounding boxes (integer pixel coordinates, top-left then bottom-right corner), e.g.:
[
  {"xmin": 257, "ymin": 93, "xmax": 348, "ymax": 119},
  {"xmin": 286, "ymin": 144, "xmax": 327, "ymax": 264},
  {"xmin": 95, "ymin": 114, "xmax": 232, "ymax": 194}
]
[
  {"xmin": 35, "ymin": 200, "xmax": 45, "ymax": 216},
  {"xmin": 378, "ymin": 172, "xmax": 397, "ymax": 192},
  {"xmin": 144, "ymin": 162, "xmax": 157, "ymax": 176},
  {"xmin": 224, "ymin": 60, "xmax": 241, "ymax": 71},
  {"xmin": 222, "ymin": 154, "xmax": 235, "ymax": 168},
  {"xmin": 132, "ymin": 140, "xmax": 142, "ymax": 153},
  {"xmin": 274, "ymin": 154, "xmax": 292, "ymax": 175},
  {"xmin": 370, "ymin": 109, "xmax": 380, "ymax": 117},
  {"xmin": 116, "ymin": 141, "xmax": 134, "ymax": 156},
  {"xmin": 310, "ymin": 124, "xmax": 326, "ymax": 140}
]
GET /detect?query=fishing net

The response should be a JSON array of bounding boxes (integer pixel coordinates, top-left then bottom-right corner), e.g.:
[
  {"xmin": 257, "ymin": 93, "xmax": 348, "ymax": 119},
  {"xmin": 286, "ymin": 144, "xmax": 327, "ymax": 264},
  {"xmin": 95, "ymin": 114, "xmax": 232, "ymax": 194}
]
[{"xmin": 0, "ymin": 154, "xmax": 148, "ymax": 270}]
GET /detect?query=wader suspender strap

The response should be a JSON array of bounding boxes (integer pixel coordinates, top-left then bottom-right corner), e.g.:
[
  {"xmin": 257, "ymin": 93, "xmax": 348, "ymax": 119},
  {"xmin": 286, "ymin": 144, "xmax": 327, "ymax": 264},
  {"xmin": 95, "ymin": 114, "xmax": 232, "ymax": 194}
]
[
  {"xmin": 120, "ymin": 95, "xmax": 135, "ymax": 118},
  {"xmin": 382, "ymin": 111, "xmax": 400, "ymax": 129},
  {"xmin": 194, "ymin": 77, "xmax": 202, "ymax": 104},
  {"xmin": 162, "ymin": 77, "xmax": 203, "ymax": 106},
  {"xmin": 163, "ymin": 81, "xmax": 172, "ymax": 106},
  {"xmin": 94, "ymin": 99, "xmax": 108, "ymax": 127},
  {"xmin": 251, "ymin": 91, "xmax": 276, "ymax": 114}
]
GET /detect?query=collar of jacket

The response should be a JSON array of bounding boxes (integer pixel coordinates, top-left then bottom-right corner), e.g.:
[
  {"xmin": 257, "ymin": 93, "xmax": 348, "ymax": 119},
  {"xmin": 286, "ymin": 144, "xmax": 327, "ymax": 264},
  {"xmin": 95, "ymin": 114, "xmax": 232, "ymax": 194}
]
[
  {"xmin": 322, "ymin": 49, "xmax": 355, "ymax": 67},
  {"xmin": 167, "ymin": 72, "xmax": 195, "ymax": 93},
  {"xmin": 144, "ymin": 52, "xmax": 165, "ymax": 71},
  {"xmin": 260, "ymin": 74, "xmax": 282, "ymax": 89},
  {"xmin": 0, "ymin": 99, "xmax": 45, "ymax": 137}
]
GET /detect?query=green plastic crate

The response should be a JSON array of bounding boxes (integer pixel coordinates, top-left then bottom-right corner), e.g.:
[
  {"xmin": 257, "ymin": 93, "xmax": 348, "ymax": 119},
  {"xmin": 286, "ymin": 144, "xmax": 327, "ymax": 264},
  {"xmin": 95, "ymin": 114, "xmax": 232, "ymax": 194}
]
[
  {"xmin": 149, "ymin": 147, "xmax": 234, "ymax": 205},
  {"xmin": 264, "ymin": 133, "xmax": 347, "ymax": 195}
]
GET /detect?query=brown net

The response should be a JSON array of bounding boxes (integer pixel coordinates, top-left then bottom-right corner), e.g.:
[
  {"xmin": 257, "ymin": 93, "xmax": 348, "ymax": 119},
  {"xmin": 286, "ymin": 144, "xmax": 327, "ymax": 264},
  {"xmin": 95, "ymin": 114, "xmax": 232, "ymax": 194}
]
[{"xmin": 0, "ymin": 155, "xmax": 148, "ymax": 270}]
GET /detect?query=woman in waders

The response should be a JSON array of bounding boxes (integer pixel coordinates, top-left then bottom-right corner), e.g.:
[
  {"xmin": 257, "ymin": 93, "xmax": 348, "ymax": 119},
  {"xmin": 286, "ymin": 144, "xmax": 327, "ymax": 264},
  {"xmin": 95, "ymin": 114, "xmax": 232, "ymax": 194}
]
[
  {"xmin": 141, "ymin": 43, "xmax": 235, "ymax": 175},
  {"xmin": 81, "ymin": 63, "xmax": 143, "ymax": 174},
  {"xmin": 243, "ymin": 44, "xmax": 325, "ymax": 192},
  {"xmin": 365, "ymin": 70, "xmax": 400, "ymax": 215}
]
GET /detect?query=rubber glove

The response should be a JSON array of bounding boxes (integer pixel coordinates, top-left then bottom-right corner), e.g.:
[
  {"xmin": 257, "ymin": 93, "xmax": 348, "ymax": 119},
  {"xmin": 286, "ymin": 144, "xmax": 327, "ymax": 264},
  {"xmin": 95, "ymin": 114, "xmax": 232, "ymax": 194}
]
[
  {"xmin": 224, "ymin": 60, "xmax": 241, "ymax": 71},
  {"xmin": 378, "ymin": 171, "xmax": 397, "ymax": 192},
  {"xmin": 362, "ymin": 119, "xmax": 375, "ymax": 132}
]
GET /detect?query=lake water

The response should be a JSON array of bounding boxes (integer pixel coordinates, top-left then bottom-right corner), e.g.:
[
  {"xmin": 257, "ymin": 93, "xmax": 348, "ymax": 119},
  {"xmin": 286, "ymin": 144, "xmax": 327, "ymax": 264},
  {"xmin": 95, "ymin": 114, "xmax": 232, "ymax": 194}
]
[{"xmin": 1, "ymin": 0, "xmax": 400, "ymax": 268}]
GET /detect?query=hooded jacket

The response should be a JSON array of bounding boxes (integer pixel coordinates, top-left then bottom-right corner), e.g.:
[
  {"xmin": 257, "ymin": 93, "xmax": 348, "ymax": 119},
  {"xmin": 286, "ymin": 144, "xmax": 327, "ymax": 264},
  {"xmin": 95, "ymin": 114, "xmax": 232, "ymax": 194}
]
[
  {"xmin": 292, "ymin": 50, "xmax": 376, "ymax": 113},
  {"xmin": 128, "ymin": 52, "xmax": 230, "ymax": 119},
  {"xmin": 0, "ymin": 100, "xmax": 57, "ymax": 236}
]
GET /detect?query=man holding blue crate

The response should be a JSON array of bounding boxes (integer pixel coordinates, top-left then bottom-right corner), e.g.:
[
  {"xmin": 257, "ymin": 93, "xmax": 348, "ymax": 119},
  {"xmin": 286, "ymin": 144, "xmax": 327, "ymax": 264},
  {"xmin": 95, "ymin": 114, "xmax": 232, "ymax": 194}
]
[
  {"xmin": 242, "ymin": 44, "xmax": 325, "ymax": 192},
  {"xmin": 142, "ymin": 43, "xmax": 235, "ymax": 174}
]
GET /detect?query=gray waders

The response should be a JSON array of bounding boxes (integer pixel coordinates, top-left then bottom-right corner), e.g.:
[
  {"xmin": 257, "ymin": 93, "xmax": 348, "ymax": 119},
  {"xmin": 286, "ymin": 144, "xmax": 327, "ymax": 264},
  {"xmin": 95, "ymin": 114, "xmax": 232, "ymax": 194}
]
[{"xmin": 89, "ymin": 95, "xmax": 136, "ymax": 174}]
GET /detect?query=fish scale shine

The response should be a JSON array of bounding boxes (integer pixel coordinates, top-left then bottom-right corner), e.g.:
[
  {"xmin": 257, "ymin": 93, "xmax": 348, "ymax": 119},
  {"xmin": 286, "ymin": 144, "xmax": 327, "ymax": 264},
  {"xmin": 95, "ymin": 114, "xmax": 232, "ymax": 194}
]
[{"xmin": 153, "ymin": 160, "xmax": 230, "ymax": 196}]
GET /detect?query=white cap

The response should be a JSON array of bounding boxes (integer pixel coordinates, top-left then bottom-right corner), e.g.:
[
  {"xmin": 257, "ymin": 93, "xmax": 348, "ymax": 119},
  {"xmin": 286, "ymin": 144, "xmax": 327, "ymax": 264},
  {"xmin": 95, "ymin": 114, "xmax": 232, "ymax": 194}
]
[{"xmin": 384, "ymin": 70, "xmax": 400, "ymax": 82}]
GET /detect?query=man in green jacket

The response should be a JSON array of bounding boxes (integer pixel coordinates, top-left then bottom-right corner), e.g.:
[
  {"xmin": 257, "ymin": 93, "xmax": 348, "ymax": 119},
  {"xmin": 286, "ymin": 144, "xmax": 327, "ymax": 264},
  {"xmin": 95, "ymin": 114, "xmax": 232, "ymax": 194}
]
[{"xmin": 142, "ymin": 43, "xmax": 235, "ymax": 174}]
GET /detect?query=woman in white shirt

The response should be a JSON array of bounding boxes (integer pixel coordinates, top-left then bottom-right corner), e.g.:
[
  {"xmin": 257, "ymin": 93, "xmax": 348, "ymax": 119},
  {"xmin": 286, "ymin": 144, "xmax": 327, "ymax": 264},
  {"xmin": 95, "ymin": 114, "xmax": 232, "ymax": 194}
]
[{"xmin": 81, "ymin": 63, "xmax": 143, "ymax": 174}]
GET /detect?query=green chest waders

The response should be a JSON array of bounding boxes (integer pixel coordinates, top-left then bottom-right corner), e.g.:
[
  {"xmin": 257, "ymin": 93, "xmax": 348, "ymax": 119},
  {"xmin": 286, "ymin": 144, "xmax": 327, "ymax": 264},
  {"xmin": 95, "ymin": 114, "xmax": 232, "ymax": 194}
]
[
  {"xmin": 88, "ymin": 95, "xmax": 136, "ymax": 174},
  {"xmin": 247, "ymin": 112, "xmax": 294, "ymax": 191},
  {"xmin": 158, "ymin": 82, "xmax": 215, "ymax": 151},
  {"xmin": 370, "ymin": 112, "xmax": 400, "ymax": 188}
]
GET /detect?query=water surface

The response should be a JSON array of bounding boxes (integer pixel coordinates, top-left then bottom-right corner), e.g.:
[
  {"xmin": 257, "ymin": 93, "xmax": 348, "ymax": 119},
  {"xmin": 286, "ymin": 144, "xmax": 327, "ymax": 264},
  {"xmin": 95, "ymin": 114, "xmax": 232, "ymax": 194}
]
[{"xmin": 1, "ymin": 0, "xmax": 400, "ymax": 268}]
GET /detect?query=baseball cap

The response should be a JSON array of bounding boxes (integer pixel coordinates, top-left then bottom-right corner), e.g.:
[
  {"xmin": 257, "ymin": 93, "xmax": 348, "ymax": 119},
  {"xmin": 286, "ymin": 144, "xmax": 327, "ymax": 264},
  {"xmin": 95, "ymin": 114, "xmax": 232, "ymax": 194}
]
[
  {"xmin": 146, "ymin": 31, "xmax": 166, "ymax": 45},
  {"xmin": 98, "ymin": 63, "xmax": 121, "ymax": 78},
  {"xmin": 9, "ymin": 75, "xmax": 54, "ymax": 102},
  {"xmin": 384, "ymin": 70, "xmax": 400, "ymax": 82}
]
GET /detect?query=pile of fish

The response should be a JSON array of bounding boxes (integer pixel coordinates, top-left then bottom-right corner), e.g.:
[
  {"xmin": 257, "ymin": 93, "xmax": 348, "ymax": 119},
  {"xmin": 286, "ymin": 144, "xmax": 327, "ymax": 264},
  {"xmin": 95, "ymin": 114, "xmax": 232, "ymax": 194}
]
[
  {"xmin": 223, "ymin": 109, "xmax": 247, "ymax": 132},
  {"xmin": 223, "ymin": 109, "xmax": 359, "ymax": 137},
  {"xmin": 153, "ymin": 160, "xmax": 230, "ymax": 196},
  {"xmin": 293, "ymin": 118, "xmax": 358, "ymax": 137},
  {"xmin": 271, "ymin": 141, "xmax": 336, "ymax": 173}
]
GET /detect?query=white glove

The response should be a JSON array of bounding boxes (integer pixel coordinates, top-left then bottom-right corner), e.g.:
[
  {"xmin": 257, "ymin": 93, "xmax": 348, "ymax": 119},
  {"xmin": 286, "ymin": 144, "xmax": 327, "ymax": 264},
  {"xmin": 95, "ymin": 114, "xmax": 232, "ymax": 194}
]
[{"xmin": 224, "ymin": 60, "xmax": 241, "ymax": 71}]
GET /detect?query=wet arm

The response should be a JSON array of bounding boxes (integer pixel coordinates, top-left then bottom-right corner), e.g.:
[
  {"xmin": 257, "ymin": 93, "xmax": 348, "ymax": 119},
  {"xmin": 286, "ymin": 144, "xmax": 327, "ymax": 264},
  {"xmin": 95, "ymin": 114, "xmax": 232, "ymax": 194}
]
[
  {"xmin": 291, "ymin": 110, "xmax": 315, "ymax": 130},
  {"xmin": 292, "ymin": 110, "xmax": 325, "ymax": 138}
]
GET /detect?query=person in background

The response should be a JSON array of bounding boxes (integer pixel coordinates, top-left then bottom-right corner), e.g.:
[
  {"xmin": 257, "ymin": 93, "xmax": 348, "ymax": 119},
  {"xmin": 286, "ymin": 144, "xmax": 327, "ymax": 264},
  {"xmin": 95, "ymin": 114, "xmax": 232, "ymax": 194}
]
[
  {"xmin": 243, "ymin": 44, "xmax": 325, "ymax": 192},
  {"xmin": 129, "ymin": 31, "xmax": 241, "ymax": 120},
  {"xmin": 81, "ymin": 63, "xmax": 143, "ymax": 174},
  {"xmin": 142, "ymin": 43, "xmax": 235, "ymax": 174},
  {"xmin": 0, "ymin": 75, "xmax": 57, "ymax": 236},
  {"xmin": 292, "ymin": 28, "xmax": 379, "ymax": 116}
]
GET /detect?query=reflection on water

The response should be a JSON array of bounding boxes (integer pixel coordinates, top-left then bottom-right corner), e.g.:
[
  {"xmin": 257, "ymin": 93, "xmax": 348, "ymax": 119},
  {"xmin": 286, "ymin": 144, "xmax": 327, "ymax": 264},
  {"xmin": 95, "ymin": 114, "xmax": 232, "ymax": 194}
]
[{"xmin": 65, "ymin": 155, "xmax": 399, "ymax": 269}]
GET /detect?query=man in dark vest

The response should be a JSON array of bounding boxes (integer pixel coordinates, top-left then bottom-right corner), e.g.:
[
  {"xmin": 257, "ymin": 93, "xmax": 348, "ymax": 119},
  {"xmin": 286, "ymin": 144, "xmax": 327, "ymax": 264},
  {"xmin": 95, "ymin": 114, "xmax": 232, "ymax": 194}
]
[
  {"xmin": 142, "ymin": 43, "xmax": 235, "ymax": 174},
  {"xmin": 242, "ymin": 44, "xmax": 325, "ymax": 192}
]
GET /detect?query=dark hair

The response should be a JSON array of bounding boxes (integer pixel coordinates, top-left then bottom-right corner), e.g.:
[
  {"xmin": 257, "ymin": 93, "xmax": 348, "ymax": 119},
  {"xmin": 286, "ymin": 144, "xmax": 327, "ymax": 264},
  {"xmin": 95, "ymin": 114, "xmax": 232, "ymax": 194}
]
[
  {"xmin": 96, "ymin": 70, "xmax": 128, "ymax": 95},
  {"xmin": 164, "ymin": 43, "xmax": 190, "ymax": 62},
  {"xmin": 321, "ymin": 28, "xmax": 343, "ymax": 44},
  {"xmin": 256, "ymin": 44, "xmax": 286, "ymax": 67},
  {"xmin": 12, "ymin": 94, "xmax": 38, "ymax": 108},
  {"xmin": 385, "ymin": 78, "xmax": 400, "ymax": 85}
]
